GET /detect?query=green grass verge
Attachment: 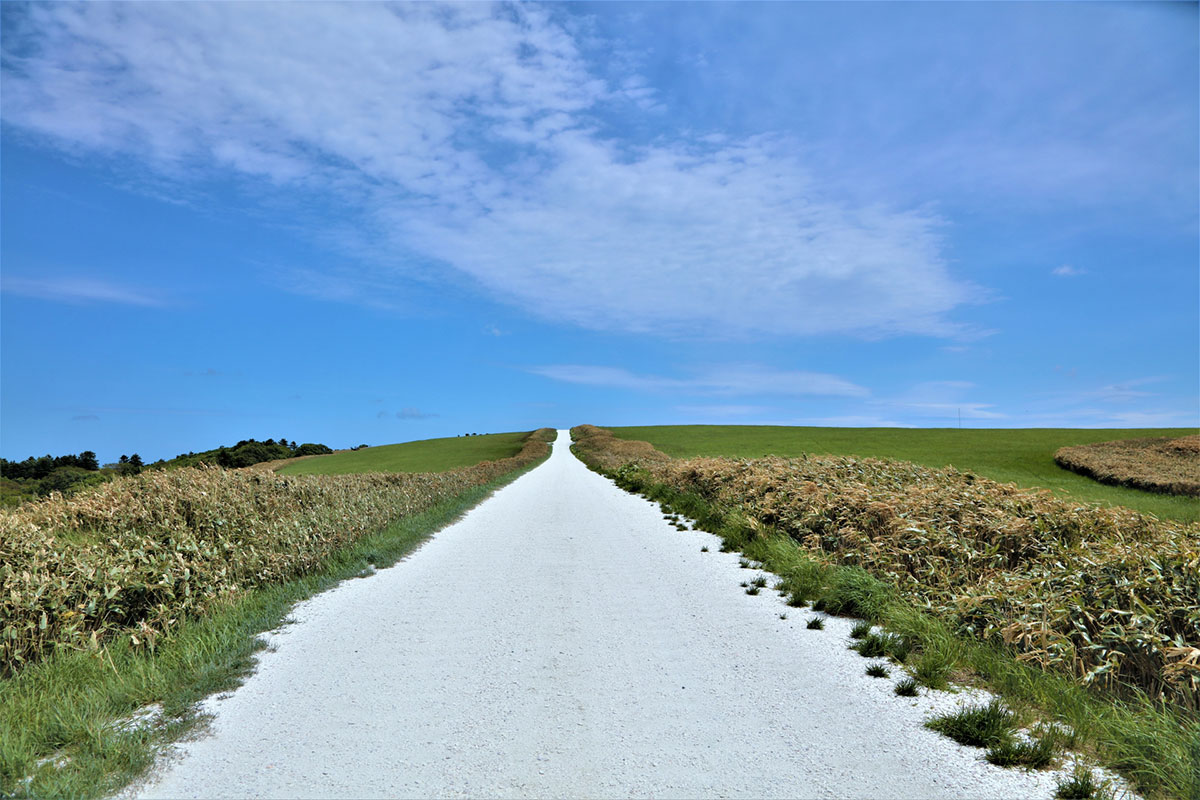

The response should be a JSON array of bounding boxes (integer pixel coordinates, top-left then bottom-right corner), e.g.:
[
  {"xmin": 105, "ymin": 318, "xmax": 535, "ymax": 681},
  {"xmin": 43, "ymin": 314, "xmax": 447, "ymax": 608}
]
[
  {"xmin": 599, "ymin": 462, "xmax": 1198, "ymax": 800},
  {"xmin": 610, "ymin": 425, "xmax": 1199, "ymax": 522},
  {"xmin": 276, "ymin": 431, "xmax": 532, "ymax": 476},
  {"xmin": 0, "ymin": 457, "xmax": 545, "ymax": 799}
]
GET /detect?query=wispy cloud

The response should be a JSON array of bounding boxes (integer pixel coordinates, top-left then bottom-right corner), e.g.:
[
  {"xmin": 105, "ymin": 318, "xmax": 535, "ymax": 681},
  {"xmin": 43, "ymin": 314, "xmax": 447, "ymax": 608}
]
[
  {"xmin": 1, "ymin": 275, "xmax": 165, "ymax": 307},
  {"xmin": 1052, "ymin": 264, "xmax": 1086, "ymax": 277},
  {"xmin": 530, "ymin": 364, "xmax": 869, "ymax": 397},
  {"xmin": 0, "ymin": 3, "xmax": 977, "ymax": 339},
  {"xmin": 870, "ymin": 380, "xmax": 1006, "ymax": 421}
]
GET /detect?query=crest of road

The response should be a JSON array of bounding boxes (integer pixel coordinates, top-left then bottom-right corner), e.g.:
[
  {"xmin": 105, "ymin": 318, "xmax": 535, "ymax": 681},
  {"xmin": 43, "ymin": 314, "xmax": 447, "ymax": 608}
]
[{"xmin": 132, "ymin": 431, "xmax": 1065, "ymax": 799}]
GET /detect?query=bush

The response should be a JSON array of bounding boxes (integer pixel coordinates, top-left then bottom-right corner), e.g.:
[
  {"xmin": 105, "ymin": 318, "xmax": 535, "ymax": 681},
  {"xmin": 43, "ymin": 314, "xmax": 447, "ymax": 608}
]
[{"xmin": 294, "ymin": 443, "xmax": 334, "ymax": 457}]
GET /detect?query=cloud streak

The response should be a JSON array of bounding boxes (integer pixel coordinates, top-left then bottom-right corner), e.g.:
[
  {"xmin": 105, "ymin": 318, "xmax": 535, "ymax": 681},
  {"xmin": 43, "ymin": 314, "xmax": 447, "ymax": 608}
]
[
  {"xmin": 1, "ymin": 275, "xmax": 166, "ymax": 307},
  {"xmin": 530, "ymin": 364, "xmax": 869, "ymax": 398},
  {"xmin": 0, "ymin": 2, "xmax": 976, "ymax": 339}
]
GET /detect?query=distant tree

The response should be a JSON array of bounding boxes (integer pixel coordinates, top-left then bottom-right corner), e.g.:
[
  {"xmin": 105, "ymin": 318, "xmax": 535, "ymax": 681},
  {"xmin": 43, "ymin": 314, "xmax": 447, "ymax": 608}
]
[
  {"xmin": 129, "ymin": 454, "xmax": 143, "ymax": 468},
  {"xmin": 294, "ymin": 443, "xmax": 333, "ymax": 457},
  {"xmin": 78, "ymin": 451, "xmax": 99, "ymax": 471},
  {"xmin": 119, "ymin": 455, "xmax": 129, "ymax": 464},
  {"xmin": 37, "ymin": 466, "xmax": 93, "ymax": 496}
]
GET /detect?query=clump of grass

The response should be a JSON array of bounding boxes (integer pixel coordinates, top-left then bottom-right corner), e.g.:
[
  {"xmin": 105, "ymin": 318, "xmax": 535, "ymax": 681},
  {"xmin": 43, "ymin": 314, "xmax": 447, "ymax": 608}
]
[
  {"xmin": 750, "ymin": 576, "xmax": 768, "ymax": 588},
  {"xmin": 806, "ymin": 617, "xmax": 825, "ymax": 630},
  {"xmin": 739, "ymin": 559, "xmax": 751, "ymax": 569},
  {"xmin": 818, "ymin": 567, "xmax": 892, "ymax": 621},
  {"xmin": 866, "ymin": 663, "xmax": 890, "ymax": 678},
  {"xmin": 849, "ymin": 620, "xmax": 872, "ymax": 639},
  {"xmin": 926, "ymin": 699, "xmax": 1016, "ymax": 748},
  {"xmin": 700, "ymin": 546, "xmax": 709, "ymax": 552},
  {"xmin": 895, "ymin": 677, "xmax": 919, "ymax": 696},
  {"xmin": 852, "ymin": 632, "xmax": 911, "ymax": 663},
  {"xmin": 1055, "ymin": 765, "xmax": 1113, "ymax": 799},
  {"xmin": 912, "ymin": 648, "xmax": 953, "ymax": 689},
  {"xmin": 779, "ymin": 613, "xmax": 788, "ymax": 620},
  {"xmin": 745, "ymin": 586, "xmax": 760, "ymax": 595},
  {"xmin": 986, "ymin": 731, "xmax": 1058, "ymax": 769},
  {"xmin": 787, "ymin": 594, "xmax": 807, "ymax": 608}
]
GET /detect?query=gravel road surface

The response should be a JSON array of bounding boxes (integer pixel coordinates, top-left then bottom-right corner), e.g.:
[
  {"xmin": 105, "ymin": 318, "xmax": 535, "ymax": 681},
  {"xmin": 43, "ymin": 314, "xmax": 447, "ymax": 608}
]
[{"xmin": 132, "ymin": 430, "xmax": 1073, "ymax": 799}]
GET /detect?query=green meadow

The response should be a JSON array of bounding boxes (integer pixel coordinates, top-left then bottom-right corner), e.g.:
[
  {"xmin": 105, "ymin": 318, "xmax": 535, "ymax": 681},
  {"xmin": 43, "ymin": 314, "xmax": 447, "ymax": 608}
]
[
  {"xmin": 276, "ymin": 431, "xmax": 532, "ymax": 476},
  {"xmin": 609, "ymin": 425, "xmax": 1199, "ymax": 522}
]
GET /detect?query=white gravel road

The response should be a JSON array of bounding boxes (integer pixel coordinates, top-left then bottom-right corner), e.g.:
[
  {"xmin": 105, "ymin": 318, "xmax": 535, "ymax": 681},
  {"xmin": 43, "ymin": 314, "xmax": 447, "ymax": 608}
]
[{"xmin": 130, "ymin": 430, "xmax": 1080, "ymax": 799}]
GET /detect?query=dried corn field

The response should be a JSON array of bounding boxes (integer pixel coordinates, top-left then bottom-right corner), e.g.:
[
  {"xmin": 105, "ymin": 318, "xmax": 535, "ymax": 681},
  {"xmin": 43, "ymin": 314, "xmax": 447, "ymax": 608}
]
[
  {"xmin": 1055, "ymin": 434, "xmax": 1200, "ymax": 497},
  {"xmin": 572, "ymin": 425, "xmax": 1200, "ymax": 708},
  {"xmin": 0, "ymin": 430, "xmax": 553, "ymax": 675}
]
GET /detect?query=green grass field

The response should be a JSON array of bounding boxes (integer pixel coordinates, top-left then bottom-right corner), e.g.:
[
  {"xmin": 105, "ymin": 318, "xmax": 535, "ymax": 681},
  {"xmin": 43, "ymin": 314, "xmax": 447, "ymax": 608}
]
[
  {"xmin": 275, "ymin": 431, "xmax": 534, "ymax": 476},
  {"xmin": 609, "ymin": 425, "xmax": 1199, "ymax": 522}
]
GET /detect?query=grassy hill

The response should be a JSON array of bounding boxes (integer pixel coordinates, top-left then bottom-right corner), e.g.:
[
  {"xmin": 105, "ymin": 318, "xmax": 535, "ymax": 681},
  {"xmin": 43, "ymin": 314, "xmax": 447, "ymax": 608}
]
[
  {"xmin": 276, "ymin": 431, "xmax": 537, "ymax": 476},
  {"xmin": 609, "ymin": 425, "xmax": 1199, "ymax": 522}
]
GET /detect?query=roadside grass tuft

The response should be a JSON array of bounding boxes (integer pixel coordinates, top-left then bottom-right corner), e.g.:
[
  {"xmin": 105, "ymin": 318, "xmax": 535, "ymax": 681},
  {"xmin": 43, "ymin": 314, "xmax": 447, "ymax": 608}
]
[
  {"xmin": 926, "ymin": 699, "xmax": 1016, "ymax": 748},
  {"xmin": 852, "ymin": 632, "xmax": 911, "ymax": 663},
  {"xmin": 745, "ymin": 586, "xmax": 761, "ymax": 595},
  {"xmin": 986, "ymin": 729, "xmax": 1060, "ymax": 769},
  {"xmin": 894, "ymin": 677, "xmax": 919, "ymax": 696},
  {"xmin": 750, "ymin": 576, "xmax": 768, "ymax": 589},
  {"xmin": 806, "ymin": 617, "xmax": 825, "ymax": 630},
  {"xmin": 817, "ymin": 567, "xmax": 891, "ymax": 621},
  {"xmin": 866, "ymin": 663, "xmax": 890, "ymax": 678},
  {"xmin": 700, "ymin": 546, "xmax": 709, "ymax": 552},
  {"xmin": 911, "ymin": 647, "xmax": 954, "ymax": 689},
  {"xmin": 1055, "ymin": 765, "xmax": 1114, "ymax": 799},
  {"xmin": 849, "ymin": 620, "xmax": 872, "ymax": 639}
]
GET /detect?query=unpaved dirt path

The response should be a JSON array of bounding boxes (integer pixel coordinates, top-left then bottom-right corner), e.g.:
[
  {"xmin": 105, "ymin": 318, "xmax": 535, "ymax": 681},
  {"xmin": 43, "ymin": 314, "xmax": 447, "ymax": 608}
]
[{"xmin": 132, "ymin": 431, "xmax": 1068, "ymax": 799}]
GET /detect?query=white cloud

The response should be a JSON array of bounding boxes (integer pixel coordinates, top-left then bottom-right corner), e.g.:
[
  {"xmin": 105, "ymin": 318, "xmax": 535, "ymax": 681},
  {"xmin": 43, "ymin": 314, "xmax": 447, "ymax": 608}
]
[
  {"xmin": 529, "ymin": 364, "xmax": 869, "ymax": 397},
  {"xmin": 1, "ymin": 2, "xmax": 977, "ymax": 338},
  {"xmin": 1052, "ymin": 264, "xmax": 1087, "ymax": 277},
  {"xmin": 1, "ymin": 275, "xmax": 165, "ymax": 307}
]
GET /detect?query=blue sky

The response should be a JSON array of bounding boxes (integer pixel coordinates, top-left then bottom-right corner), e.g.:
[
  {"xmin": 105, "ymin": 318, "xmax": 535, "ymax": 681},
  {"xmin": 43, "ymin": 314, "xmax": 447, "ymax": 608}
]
[{"xmin": 1, "ymin": 1, "xmax": 1197, "ymax": 463}]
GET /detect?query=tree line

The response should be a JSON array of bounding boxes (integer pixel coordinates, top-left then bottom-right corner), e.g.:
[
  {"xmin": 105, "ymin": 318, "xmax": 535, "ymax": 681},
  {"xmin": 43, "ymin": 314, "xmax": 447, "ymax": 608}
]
[{"xmin": 1, "ymin": 437, "xmax": 335, "ymax": 506}]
